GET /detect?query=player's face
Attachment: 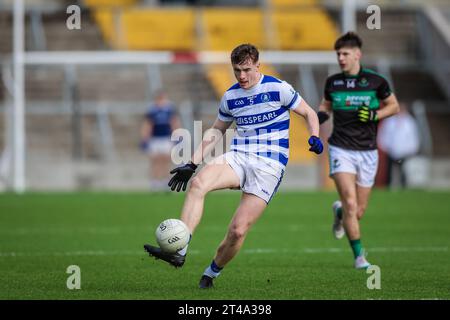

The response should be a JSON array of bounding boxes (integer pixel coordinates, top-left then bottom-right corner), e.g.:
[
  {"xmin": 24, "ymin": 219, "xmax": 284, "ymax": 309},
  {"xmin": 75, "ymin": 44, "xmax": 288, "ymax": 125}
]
[
  {"xmin": 232, "ymin": 59, "xmax": 261, "ymax": 90},
  {"xmin": 336, "ymin": 47, "xmax": 361, "ymax": 74}
]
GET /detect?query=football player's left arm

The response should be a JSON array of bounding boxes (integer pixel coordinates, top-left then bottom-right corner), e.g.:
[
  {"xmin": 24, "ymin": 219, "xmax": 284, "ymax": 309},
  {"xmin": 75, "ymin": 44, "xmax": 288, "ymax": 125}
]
[
  {"xmin": 377, "ymin": 93, "xmax": 400, "ymax": 120},
  {"xmin": 292, "ymin": 99, "xmax": 323, "ymax": 154},
  {"xmin": 292, "ymin": 99, "xmax": 320, "ymax": 137}
]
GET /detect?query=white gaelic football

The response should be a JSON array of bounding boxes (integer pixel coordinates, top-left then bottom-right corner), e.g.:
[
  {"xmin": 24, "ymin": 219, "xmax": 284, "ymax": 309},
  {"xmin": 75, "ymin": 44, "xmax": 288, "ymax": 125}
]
[{"xmin": 155, "ymin": 219, "xmax": 190, "ymax": 253}]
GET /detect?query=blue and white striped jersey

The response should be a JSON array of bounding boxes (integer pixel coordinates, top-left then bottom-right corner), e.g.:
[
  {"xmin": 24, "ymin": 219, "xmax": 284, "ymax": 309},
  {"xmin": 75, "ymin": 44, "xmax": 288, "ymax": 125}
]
[{"xmin": 218, "ymin": 74, "xmax": 302, "ymax": 174}]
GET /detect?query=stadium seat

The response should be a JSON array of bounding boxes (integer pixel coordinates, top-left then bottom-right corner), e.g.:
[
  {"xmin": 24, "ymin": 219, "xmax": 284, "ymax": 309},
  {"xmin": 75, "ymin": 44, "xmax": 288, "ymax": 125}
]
[
  {"xmin": 205, "ymin": 65, "xmax": 234, "ymax": 99},
  {"xmin": 93, "ymin": 8, "xmax": 196, "ymax": 50},
  {"xmin": 83, "ymin": 0, "xmax": 137, "ymax": 7},
  {"xmin": 91, "ymin": 5, "xmax": 337, "ymax": 51},
  {"xmin": 271, "ymin": 9, "xmax": 338, "ymax": 50},
  {"xmin": 86, "ymin": 0, "xmax": 137, "ymax": 48},
  {"xmin": 270, "ymin": 0, "xmax": 317, "ymax": 7},
  {"xmin": 92, "ymin": 9, "xmax": 115, "ymax": 45},
  {"xmin": 201, "ymin": 8, "xmax": 266, "ymax": 51},
  {"xmin": 121, "ymin": 9, "xmax": 195, "ymax": 50}
]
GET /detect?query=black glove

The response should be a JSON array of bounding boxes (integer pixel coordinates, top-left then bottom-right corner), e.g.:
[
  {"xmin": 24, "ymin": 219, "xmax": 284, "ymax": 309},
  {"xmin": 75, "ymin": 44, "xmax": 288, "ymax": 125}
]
[
  {"xmin": 308, "ymin": 135, "xmax": 323, "ymax": 154},
  {"xmin": 317, "ymin": 111, "xmax": 330, "ymax": 125},
  {"xmin": 358, "ymin": 106, "xmax": 378, "ymax": 123},
  {"xmin": 168, "ymin": 162, "xmax": 198, "ymax": 192}
]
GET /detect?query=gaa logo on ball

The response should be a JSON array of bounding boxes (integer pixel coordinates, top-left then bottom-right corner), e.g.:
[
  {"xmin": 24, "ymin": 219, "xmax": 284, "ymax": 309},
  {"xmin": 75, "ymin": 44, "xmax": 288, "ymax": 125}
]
[{"xmin": 155, "ymin": 219, "xmax": 189, "ymax": 253}]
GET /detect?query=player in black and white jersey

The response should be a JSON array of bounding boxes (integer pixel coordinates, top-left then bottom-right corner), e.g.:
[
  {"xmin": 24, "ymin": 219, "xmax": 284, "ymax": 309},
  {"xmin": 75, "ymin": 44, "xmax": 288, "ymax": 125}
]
[{"xmin": 318, "ymin": 32, "xmax": 400, "ymax": 269}]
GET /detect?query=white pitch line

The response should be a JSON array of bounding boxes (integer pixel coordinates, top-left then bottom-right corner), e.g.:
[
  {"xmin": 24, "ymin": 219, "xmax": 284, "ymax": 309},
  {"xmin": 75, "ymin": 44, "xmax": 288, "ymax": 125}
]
[
  {"xmin": 0, "ymin": 227, "xmax": 124, "ymax": 235},
  {"xmin": 243, "ymin": 247, "xmax": 449, "ymax": 254},
  {"xmin": 0, "ymin": 247, "xmax": 447, "ymax": 257},
  {"xmin": 0, "ymin": 250, "xmax": 142, "ymax": 257}
]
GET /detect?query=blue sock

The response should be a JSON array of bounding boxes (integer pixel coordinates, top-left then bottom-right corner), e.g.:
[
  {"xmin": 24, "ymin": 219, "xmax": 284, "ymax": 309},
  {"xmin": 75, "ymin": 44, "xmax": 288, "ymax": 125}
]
[
  {"xmin": 210, "ymin": 260, "xmax": 222, "ymax": 273},
  {"xmin": 203, "ymin": 260, "xmax": 223, "ymax": 278}
]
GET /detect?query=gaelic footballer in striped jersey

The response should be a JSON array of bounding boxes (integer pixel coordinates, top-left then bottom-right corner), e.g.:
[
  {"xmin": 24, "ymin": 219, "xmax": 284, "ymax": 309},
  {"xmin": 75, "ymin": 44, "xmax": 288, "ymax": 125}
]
[{"xmin": 145, "ymin": 43, "xmax": 323, "ymax": 289}]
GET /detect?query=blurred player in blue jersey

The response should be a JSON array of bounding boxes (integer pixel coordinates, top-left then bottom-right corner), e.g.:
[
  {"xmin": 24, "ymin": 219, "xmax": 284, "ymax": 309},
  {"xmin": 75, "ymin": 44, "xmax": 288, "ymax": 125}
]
[
  {"xmin": 144, "ymin": 44, "xmax": 323, "ymax": 288},
  {"xmin": 140, "ymin": 90, "xmax": 181, "ymax": 191},
  {"xmin": 317, "ymin": 32, "xmax": 399, "ymax": 269}
]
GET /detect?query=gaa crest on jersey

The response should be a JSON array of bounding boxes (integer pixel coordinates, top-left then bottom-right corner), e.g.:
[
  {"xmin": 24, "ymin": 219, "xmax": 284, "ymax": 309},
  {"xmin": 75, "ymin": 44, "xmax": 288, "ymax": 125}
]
[
  {"xmin": 233, "ymin": 99, "xmax": 245, "ymax": 107},
  {"xmin": 261, "ymin": 93, "xmax": 271, "ymax": 103},
  {"xmin": 358, "ymin": 77, "xmax": 369, "ymax": 87}
]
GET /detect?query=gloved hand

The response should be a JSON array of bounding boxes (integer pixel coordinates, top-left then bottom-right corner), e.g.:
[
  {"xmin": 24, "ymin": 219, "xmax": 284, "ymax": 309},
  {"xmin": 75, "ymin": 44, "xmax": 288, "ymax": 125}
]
[
  {"xmin": 317, "ymin": 111, "xmax": 330, "ymax": 125},
  {"xmin": 139, "ymin": 140, "xmax": 148, "ymax": 151},
  {"xmin": 308, "ymin": 135, "xmax": 323, "ymax": 154},
  {"xmin": 358, "ymin": 106, "xmax": 378, "ymax": 123},
  {"xmin": 168, "ymin": 162, "xmax": 198, "ymax": 192}
]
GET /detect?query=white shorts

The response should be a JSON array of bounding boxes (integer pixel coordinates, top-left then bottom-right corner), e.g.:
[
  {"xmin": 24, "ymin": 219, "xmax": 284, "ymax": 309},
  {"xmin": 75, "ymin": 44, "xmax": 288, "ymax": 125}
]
[
  {"xmin": 328, "ymin": 144, "xmax": 378, "ymax": 188},
  {"xmin": 224, "ymin": 151, "xmax": 284, "ymax": 204},
  {"xmin": 148, "ymin": 137, "xmax": 173, "ymax": 155}
]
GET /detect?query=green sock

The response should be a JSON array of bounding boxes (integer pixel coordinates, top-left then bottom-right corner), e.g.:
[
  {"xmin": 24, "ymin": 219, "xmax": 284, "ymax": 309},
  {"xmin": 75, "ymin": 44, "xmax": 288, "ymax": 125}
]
[
  {"xmin": 349, "ymin": 239, "xmax": 363, "ymax": 258},
  {"xmin": 336, "ymin": 207, "xmax": 343, "ymax": 220}
]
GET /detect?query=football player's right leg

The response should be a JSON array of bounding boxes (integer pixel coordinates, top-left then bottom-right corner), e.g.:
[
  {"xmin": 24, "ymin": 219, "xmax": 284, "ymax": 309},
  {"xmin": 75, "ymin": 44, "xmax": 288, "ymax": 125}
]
[
  {"xmin": 180, "ymin": 155, "xmax": 240, "ymax": 235},
  {"xmin": 200, "ymin": 192, "xmax": 267, "ymax": 288},
  {"xmin": 333, "ymin": 173, "xmax": 370, "ymax": 267},
  {"xmin": 333, "ymin": 172, "xmax": 359, "ymax": 240},
  {"xmin": 356, "ymin": 185, "xmax": 372, "ymax": 221},
  {"xmin": 214, "ymin": 192, "xmax": 267, "ymax": 267}
]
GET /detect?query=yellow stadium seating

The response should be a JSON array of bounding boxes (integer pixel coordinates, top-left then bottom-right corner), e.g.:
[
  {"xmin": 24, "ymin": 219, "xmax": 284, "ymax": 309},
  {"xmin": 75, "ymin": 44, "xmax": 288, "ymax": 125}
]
[
  {"xmin": 271, "ymin": 9, "xmax": 338, "ymax": 50},
  {"xmin": 121, "ymin": 9, "xmax": 196, "ymax": 50},
  {"xmin": 93, "ymin": 9, "xmax": 196, "ymax": 50},
  {"xmin": 205, "ymin": 65, "xmax": 234, "ymax": 99},
  {"xmin": 84, "ymin": 0, "xmax": 136, "ymax": 7},
  {"xmin": 270, "ymin": 0, "xmax": 317, "ymax": 7},
  {"xmin": 93, "ymin": 9, "xmax": 115, "ymax": 45},
  {"xmin": 92, "ymin": 6, "xmax": 338, "ymax": 52},
  {"xmin": 201, "ymin": 8, "xmax": 266, "ymax": 51}
]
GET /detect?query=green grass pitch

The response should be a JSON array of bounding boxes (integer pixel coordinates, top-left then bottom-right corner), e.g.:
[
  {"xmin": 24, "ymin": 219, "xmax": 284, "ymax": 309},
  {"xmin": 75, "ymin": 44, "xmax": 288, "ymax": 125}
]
[{"xmin": 0, "ymin": 190, "xmax": 449, "ymax": 300}]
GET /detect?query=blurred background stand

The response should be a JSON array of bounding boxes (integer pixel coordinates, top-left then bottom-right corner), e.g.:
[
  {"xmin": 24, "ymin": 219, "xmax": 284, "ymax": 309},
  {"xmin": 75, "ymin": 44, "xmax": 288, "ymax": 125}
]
[{"xmin": 0, "ymin": 0, "xmax": 449, "ymax": 192}]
